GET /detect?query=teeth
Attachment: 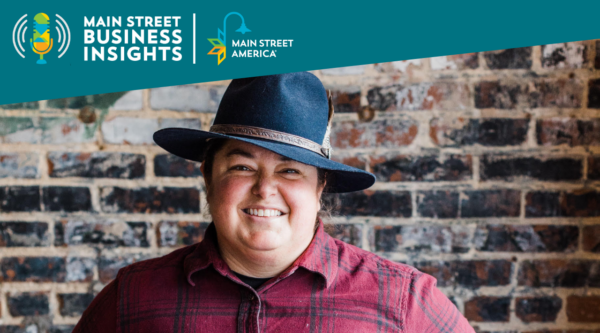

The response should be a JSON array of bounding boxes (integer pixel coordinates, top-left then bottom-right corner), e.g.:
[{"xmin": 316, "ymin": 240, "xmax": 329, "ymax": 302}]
[{"xmin": 245, "ymin": 209, "xmax": 282, "ymax": 217}]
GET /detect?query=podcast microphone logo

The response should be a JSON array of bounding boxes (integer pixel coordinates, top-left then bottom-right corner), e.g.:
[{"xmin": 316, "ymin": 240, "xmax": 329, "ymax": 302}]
[{"xmin": 12, "ymin": 12, "xmax": 71, "ymax": 64}]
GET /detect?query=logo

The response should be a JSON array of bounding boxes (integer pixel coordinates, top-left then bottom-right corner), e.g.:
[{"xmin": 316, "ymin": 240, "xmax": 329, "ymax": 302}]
[
  {"xmin": 12, "ymin": 13, "xmax": 71, "ymax": 64},
  {"xmin": 207, "ymin": 12, "xmax": 250, "ymax": 65}
]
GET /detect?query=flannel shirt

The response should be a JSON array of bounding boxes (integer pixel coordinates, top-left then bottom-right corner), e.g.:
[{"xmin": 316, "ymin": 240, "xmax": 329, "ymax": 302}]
[{"xmin": 73, "ymin": 221, "xmax": 475, "ymax": 333}]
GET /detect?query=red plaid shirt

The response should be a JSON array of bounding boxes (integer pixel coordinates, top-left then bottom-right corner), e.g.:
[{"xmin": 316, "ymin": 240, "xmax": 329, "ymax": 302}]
[{"xmin": 74, "ymin": 221, "xmax": 474, "ymax": 333}]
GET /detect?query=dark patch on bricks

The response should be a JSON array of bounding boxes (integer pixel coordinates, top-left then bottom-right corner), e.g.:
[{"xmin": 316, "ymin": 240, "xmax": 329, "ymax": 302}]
[
  {"xmin": 158, "ymin": 221, "xmax": 209, "ymax": 247},
  {"xmin": 48, "ymin": 152, "xmax": 145, "ymax": 179},
  {"xmin": 100, "ymin": 187, "xmax": 200, "ymax": 214},
  {"xmin": 528, "ymin": 79, "xmax": 583, "ymax": 108},
  {"xmin": 588, "ymin": 156, "xmax": 600, "ymax": 180},
  {"xmin": 583, "ymin": 226, "xmax": 600, "ymax": 253},
  {"xmin": 430, "ymin": 118, "xmax": 528, "ymax": 147},
  {"xmin": 367, "ymin": 85, "xmax": 400, "ymax": 111},
  {"xmin": 484, "ymin": 47, "xmax": 532, "ymax": 69},
  {"xmin": 330, "ymin": 90, "xmax": 361, "ymax": 113},
  {"xmin": 154, "ymin": 154, "xmax": 203, "ymax": 177},
  {"xmin": 567, "ymin": 296, "xmax": 600, "ymax": 323},
  {"xmin": 0, "ymin": 222, "xmax": 49, "ymax": 247},
  {"xmin": 475, "ymin": 81, "xmax": 522, "ymax": 109},
  {"xmin": 58, "ymin": 293, "xmax": 94, "ymax": 317},
  {"xmin": 464, "ymin": 297, "xmax": 511, "ymax": 322},
  {"xmin": 325, "ymin": 224, "xmax": 362, "ymax": 247},
  {"xmin": 59, "ymin": 220, "xmax": 150, "ymax": 248},
  {"xmin": 335, "ymin": 190, "xmax": 411, "ymax": 217},
  {"xmin": 370, "ymin": 155, "xmax": 471, "ymax": 182},
  {"xmin": 47, "ymin": 92, "xmax": 127, "ymax": 110},
  {"xmin": 518, "ymin": 260, "xmax": 600, "ymax": 288},
  {"xmin": 417, "ymin": 191, "xmax": 459, "ymax": 218},
  {"xmin": 42, "ymin": 186, "xmax": 92, "ymax": 212},
  {"xmin": 0, "ymin": 257, "xmax": 66, "ymax": 282},
  {"xmin": 461, "ymin": 190, "xmax": 521, "ymax": 218},
  {"xmin": 481, "ymin": 156, "xmax": 582, "ymax": 181},
  {"xmin": 0, "ymin": 186, "xmax": 40, "ymax": 212},
  {"xmin": 589, "ymin": 79, "xmax": 600, "ymax": 109},
  {"xmin": 373, "ymin": 226, "xmax": 401, "ymax": 252},
  {"xmin": 373, "ymin": 225, "xmax": 472, "ymax": 254},
  {"xmin": 0, "ymin": 101, "xmax": 39, "ymax": 109},
  {"xmin": 54, "ymin": 222, "xmax": 65, "ymax": 246},
  {"xmin": 330, "ymin": 118, "xmax": 419, "ymax": 149},
  {"xmin": 7, "ymin": 292, "xmax": 49, "ymax": 316},
  {"xmin": 532, "ymin": 190, "xmax": 600, "ymax": 217},
  {"xmin": 98, "ymin": 255, "xmax": 148, "ymax": 283},
  {"xmin": 536, "ymin": 119, "xmax": 600, "ymax": 146},
  {"xmin": 368, "ymin": 82, "xmax": 469, "ymax": 111},
  {"xmin": 516, "ymin": 296, "xmax": 562, "ymax": 323},
  {"xmin": 525, "ymin": 191, "xmax": 561, "ymax": 217},
  {"xmin": 416, "ymin": 260, "xmax": 511, "ymax": 288},
  {"xmin": 477, "ymin": 225, "xmax": 579, "ymax": 253}
]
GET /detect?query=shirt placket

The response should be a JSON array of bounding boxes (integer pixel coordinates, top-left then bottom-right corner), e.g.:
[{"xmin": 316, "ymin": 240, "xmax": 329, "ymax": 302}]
[{"xmin": 237, "ymin": 286, "xmax": 261, "ymax": 333}]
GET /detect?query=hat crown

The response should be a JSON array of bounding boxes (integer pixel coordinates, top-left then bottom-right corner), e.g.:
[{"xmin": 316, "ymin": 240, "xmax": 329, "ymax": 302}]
[{"xmin": 214, "ymin": 73, "xmax": 329, "ymax": 145}]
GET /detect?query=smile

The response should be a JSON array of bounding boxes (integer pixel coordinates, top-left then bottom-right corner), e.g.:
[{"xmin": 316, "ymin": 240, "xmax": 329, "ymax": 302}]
[{"xmin": 243, "ymin": 208, "xmax": 284, "ymax": 217}]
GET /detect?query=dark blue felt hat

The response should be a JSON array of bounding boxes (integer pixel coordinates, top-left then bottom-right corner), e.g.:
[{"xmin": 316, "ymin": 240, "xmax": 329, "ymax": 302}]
[{"xmin": 153, "ymin": 72, "xmax": 375, "ymax": 193}]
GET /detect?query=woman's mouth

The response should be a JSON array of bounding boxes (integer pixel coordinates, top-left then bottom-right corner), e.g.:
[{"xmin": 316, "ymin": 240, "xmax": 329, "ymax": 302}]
[{"xmin": 243, "ymin": 208, "xmax": 284, "ymax": 217}]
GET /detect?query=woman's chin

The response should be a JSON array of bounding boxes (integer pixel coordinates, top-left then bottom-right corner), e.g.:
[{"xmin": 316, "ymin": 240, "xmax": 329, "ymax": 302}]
[{"xmin": 242, "ymin": 230, "xmax": 288, "ymax": 252}]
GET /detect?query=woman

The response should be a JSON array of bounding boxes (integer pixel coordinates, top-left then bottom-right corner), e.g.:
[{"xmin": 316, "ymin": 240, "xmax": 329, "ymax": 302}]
[{"xmin": 74, "ymin": 72, "xmax": 474, "ymax": 332}]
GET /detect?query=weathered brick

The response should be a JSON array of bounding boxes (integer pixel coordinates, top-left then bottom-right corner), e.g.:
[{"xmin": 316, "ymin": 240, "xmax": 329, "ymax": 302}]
[
  {"xmin": 416, "ymin": 260, "xmax": 511, "ymax": 288},
  {"xmin": 367, "ymin": 82, "xmax": 469, "ymax": 111},
  {"xmin": 336, "ymin": 190, "xmax": 411, "ymax": 217},
  {"xmin": 430, "ymin": 53, "xmax": 478, "ymax": 70},
  {"xmin": 57, "ymin": 219, "xmax": 149, "ymax": 248},
  {"xmin": 0, "ymin": 186, "xmax": 40, "ymax": 212},
  {"xmin": 0, "ymin": 153, "xmax": 38, "ymax": 178},
  {"xmin": 516, "ymin": 296, "xmax": 562, "ymax": 323},
  {"xmin": 154, "ymin": 154, "xmax": 202, "ymax": 177},
  {"xmin": 0, "ymin": 101, "xmax": 39, "ymax": 109},
  {"xmin": 464, "ymin": 297, "xmax": 511, "ymax": 322},
  {"xmin": 47, "ymin": 92, "xmax": 128, "ymax": 110},
  {"xmin": 110, "ymin": 90, "xmax": 143, "ymax": 111},
  {"xmin": 49, "ymin": 326, "xmax": 75, "ymax": 333},
  {"xmin": 0, "ymin": 257, "xmax": 66, "ymax": 282},
  {"xmin": 100, "ymin": 187, "xmax": 200, "ymax": 214},
  {"xmin": 58, "ymin": 293, "xmax": 94, "ymax": 317},
  {"xmin": 158, "ymin": 221, "xmax": 209, "ymax": 247},
  {"xmin": 476, "ymin": 225, "xmax": 578, "ymax": 253},
  {"xmin": 159, "ymin": 118, "xmax": 202, "ymax": 130},
  {"xmin": 65, "ymin": 257, "xmax": 95, "ymax": 282},
  {"xmin": 526, "ymin": 190, "xmax": 600, "ymax": 217},
  {"xmin": 589, "ymin": 79, "xmax": 600, "ymax": 108},
  {"xmin": 475, "ymin": 81, "xmax": 523, "ymax": 109},
  {"xmin": 150, "ymin": 85, "xmax": 226, "ymax": 112},
  {"xmin": 588, "ymin": 156, "xmax": 600, "ymax": 180},
  {"xmin": 329, "ymin": 89, "xmax": 361, "ymax": 113},
  {"xmin": 0, "ymin": 222, "xmax": 49, "ymax": 247},
  {"xmin": 583, "ymin": 226, "xmax": 600, "ymax": 253},
  {"xmin": 330, "ymin": 118, "xmax": 418, "ymax": 149},
  {"xmin": 529, "ymin": 79, "xmax": 583, "ymax": 108},
  {"xmin": 330, "ymin": 155, "xmax": 367, "ymax": 171},
  {"xmin": 101, "ymin": 117, "xmax": 159, "ymax": 145},
  {"xmin": 542, "ymin": 42, "xmax": 588, "ymax": 69},
  {"xmin": 7, "ymin": 293, "xmax": 49, "ymax": 316},
  {"xmin": 374, "ymin": 60, "xmax": 422, "ymax": 73},
  {"xmin": 484, "ymin": 47, "xmax": 532, "ymax": 69},
  {"xmin": 40, "ymin": 117, "xmax": 98, "ymax": 144},
  {"xmin": 48, "ymin": 152, "xmax": 145, "ymax": 179},
  {"xmin": 481, "ymin": 156, "xmax": 582, "ymax": 181},
  {"xmin": 326, "ymin": 224, "xmax": 362, "ymax": 247},
  {"xmin": 371, "ymin": 155, "xmax": 471, "ymax": 182},
  {"xmin": 461, "ymin": 190, "xmax": 521, "ymax": 218},
  {"xmin": 98, "ymin": 254, "xmax": 148, "ymax": 283},
  {"xmin": 537, "ymin": 119, "xmax": 600, "ymax": 146},
  {"xmin": 321, "ymin": 65, "xmax": 366, "ymax": 76},
  {"xmin": 430, "ymin": 118, "xmax": 528, "ymax": 147},
  {"xmin": 518, "ymin": 260, "xmax": 600, "ymax": 288},
  {"xmin": 42, "ymin": 187, "xmax": 92, "ymax": 212},
  {"xmin": 567, "ymin": 296, "xmax": 600, "ymax": 322},
  {"xmin": 373, "ymin": 225, "xmax": 472, "ymax": 253},
  {"xmin": 0, "ymin": 117, "xmax": 40, "ymax": 143},
  {"xmin": 417, "ymin": 191, "xmax": 459, "ymax": 218}
]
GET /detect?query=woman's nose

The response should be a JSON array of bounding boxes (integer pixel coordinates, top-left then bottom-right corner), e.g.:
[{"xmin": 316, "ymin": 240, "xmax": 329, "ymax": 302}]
[{"xmin": 251, "ymin": 172, "xmax": 278, "ymax": 199}]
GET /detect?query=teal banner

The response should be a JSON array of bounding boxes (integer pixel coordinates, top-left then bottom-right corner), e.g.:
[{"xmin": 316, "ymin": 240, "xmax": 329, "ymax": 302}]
[{"xmin": 2, "ymin": 0, "xmax": 599, "ymax": 104}]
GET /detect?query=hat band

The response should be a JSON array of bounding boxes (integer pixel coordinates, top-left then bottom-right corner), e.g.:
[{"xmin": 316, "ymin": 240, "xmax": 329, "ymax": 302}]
[{"xmin": 209, "ymin": 124, "xmax": 331, "ymax": 158}]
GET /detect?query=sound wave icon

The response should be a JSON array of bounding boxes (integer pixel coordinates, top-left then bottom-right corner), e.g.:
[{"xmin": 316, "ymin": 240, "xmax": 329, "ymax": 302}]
[{"xmin": 12, "ymin": 13, "xmax": 71, "ymax": 59}]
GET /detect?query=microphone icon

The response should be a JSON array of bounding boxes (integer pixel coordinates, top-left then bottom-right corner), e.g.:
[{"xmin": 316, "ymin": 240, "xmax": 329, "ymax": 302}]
[{"xmin": 30, "ymin": 13, "xmax": 53, "ymax": 64}]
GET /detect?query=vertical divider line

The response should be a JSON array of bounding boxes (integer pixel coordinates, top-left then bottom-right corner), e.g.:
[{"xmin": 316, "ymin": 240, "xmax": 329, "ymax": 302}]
[{"xmin": 193, "ymin": 13, "xmax": 196, "ymax": 64}]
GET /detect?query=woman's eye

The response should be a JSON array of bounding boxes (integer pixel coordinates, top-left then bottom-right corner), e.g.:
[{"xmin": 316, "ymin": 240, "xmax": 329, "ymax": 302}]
[
  {"xmin": 282, "ymin": 169, "xmax": 300, "ymax": 174},
  {"xmin": 232, "ymin": 165, "xmax": 251, "ymax": 171}
]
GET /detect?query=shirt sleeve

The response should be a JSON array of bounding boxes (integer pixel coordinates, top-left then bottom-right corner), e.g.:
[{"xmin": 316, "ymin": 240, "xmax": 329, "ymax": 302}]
[
  {"xmin": 403, "ymin": 272, "xmax": 475, "ymax": 333},
  {"xmin": 72, "ymin": 279, "xmax": 118, "ymax": 333}
]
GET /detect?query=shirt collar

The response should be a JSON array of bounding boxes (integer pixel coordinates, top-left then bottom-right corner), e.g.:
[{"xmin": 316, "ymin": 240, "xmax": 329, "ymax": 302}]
[{"xmin": 183, "ymin": 218, "xmax": 339, "ymax": 288}]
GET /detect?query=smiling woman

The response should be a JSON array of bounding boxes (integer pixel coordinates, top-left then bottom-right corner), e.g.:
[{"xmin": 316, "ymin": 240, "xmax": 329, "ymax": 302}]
[{"xmin": 73, "ymin": 72, "xmax": 475, "ymax": 333}]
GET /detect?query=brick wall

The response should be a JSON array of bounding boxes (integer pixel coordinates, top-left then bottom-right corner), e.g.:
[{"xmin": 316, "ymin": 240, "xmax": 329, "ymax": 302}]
[{"xmin": 1, "ymin": 40, "xmax": 600, "ymax": 332}]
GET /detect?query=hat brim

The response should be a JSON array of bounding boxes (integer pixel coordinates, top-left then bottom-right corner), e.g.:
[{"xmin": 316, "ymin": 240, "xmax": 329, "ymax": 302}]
[{"xmin": 153, "ymin": 128, "xmax": 375, "ymax": 193}]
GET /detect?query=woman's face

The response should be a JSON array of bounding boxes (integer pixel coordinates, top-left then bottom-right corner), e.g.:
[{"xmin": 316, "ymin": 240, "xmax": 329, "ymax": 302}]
[{"xmin": 203, "ymin": 140, "xmax": 325, "ymax": 257}]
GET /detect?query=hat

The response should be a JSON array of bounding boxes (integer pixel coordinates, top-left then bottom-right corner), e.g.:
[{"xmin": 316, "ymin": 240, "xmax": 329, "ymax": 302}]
[{"xmin": 153, "ymin": 72, "xmax": 375, "ymax": 193}]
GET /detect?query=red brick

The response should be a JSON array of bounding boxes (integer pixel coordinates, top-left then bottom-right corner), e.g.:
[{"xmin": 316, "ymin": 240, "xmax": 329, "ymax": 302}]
[
  {"xmin": 518, "ymin": 260, "xmax": 600, "ymax": 288},
  {"xmin": 475, "ymin": 81, "xmax": 523, "ymax": 109},
  {"xmin": 417, "ymin": 191, "xmax": 459, "ymax": 218},
  {"xmin": 567, "ymin": 296, "xmax": 600, "ymax": 322},
  {"xmin": 588, "ymin": 156, "xmax": 600, "ymax": 180},
  {"xmin": 370, "ymin": 154, "xmax": 471, "ymax": 182},
  {"xmin": 516, "ymin": 296, "xmax": 562, "ymax": 322},
  {"xmin": 582, "ymin": 226, "xmax": 600, "ymax": 253},
  {"xmin": 528, "ymin": 78, "xmax": 583, "ymax": 108},
  {"xmin": 464, "ymin": 297, "xmax": 511, "ymax": 322},
  {"xmin": 415, "ymin": 260, "xmax": 511, "ymax": 288},
  {"xmin": 157, "ymin": 221, "xmax": 209, "ymax": 247},
  {"xmin": 100, "ymin": 187, "xmax": 200, "ymax": 214},
  {"xmin": 537, "ymin": 119, "xmax": 600, "ymax": 146},
  {"xmin": 329, "ymin": 89, "xmax": 361, "ymax": 113},
  {"xmin": 589, "ymin": 79, "xmax": 600, "ymax": 108},
  {"xmin": 477, "ymin": 225, "xmax": 578, "ymax": 252},
  {"xmin": 484, "ymin": 47, "xmax": 532, "ymax": 69},
  {"xmin": 336, "ymin": 190, "xmax": 411, "ymax": 217},
  {"xmin": 461, "ymin": 189, "xmax": 521, "ymax": 218},
  {"xmin": 330, "ymin": 118, "xmax": 418, "ymax": 149}
]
